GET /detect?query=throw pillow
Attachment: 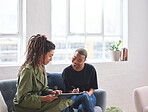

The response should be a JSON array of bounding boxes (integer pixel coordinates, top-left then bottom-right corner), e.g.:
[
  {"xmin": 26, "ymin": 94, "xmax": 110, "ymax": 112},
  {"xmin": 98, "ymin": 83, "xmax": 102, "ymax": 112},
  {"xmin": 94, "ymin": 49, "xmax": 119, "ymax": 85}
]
[{"xmin": 0, "ymin": 91, "xmax": 8, "ymax": 112}]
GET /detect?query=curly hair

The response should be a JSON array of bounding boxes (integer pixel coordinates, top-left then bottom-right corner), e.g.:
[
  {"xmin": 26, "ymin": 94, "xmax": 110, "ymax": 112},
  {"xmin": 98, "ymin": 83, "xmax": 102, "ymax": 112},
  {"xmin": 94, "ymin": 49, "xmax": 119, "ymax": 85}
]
[{"xmin": 19, "ymin": 34, "xmax": 55, "ymax": 73}]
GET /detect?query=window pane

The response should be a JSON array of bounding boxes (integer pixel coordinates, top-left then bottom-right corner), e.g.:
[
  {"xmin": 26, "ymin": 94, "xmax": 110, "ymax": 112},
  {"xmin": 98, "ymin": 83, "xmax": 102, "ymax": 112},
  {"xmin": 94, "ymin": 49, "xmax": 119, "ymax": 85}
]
[
  {"xmin": 52, "ymin": 37, "xmax": 67, "ymax": 61},
  {"xmin": 0, "ymin": 38, "xmax": 18, "ymax": 63},
  {"xmin": 53, "ymin": 50, "xmax": 67, "ymax": 62},
  {"xmin": 0, "ymin": 53, "xmax": 18, "ymax": 63},
  {"xmin": 104, "ymin": 0, "xmax": 121, "ymax": 35},
  {"xmin": 51, "ymin": 0, "xmax": 67, "ymax": 36},
  {"xmin": 86, "ymin": 0, "xmax": 102, "ymax": 33},
  {"xmin": 67, "ymin": 35, "xmax": 85, "ymax": 60},
  {"xmin": 51, "ymin": 0, "xmax": 127, "ymax": 63},
  {"xmin": 52, "ymin": 37, "xmax": 66, "ymax": 49},
  {"xmin": 70, "ymin": 0, "xmax": 85, "ymax": 33},
  {"xmin": 86, "ymin": 36, "xmax": 103, "ymax": 60},
  {"xmin": 68, "ymin": 35, "xmax": 85, "ymax": 49},
  {"xmin": 0, "ymin": 0, "xmax": 18, "ymax": 34}
]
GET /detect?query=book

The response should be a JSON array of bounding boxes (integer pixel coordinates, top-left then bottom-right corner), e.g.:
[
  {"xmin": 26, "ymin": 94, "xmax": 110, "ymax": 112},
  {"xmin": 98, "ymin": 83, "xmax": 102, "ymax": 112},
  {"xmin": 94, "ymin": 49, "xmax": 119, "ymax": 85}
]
[{"xmin": 120, "ymin": 48, "xmax": 128, "ymax": 61}]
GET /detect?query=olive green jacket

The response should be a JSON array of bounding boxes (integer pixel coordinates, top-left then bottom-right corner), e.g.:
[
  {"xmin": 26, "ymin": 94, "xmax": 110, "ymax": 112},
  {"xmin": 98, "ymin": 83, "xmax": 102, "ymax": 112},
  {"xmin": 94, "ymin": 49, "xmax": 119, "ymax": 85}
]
[{"xmin": 11, "ymin": 64, "xmax": 74, "ymax": 112}]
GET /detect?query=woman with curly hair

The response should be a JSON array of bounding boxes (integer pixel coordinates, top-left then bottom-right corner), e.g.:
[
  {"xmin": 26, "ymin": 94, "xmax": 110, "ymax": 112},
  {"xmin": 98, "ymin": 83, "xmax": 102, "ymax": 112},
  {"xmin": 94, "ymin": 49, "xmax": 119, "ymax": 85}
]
[{"xmin": 11, "ymin": 34, "xmax": 74, "ymax": 112}]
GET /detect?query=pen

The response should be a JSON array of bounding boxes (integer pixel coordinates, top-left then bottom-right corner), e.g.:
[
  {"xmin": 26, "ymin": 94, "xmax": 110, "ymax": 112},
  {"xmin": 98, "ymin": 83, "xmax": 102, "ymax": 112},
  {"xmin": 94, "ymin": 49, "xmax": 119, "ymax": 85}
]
[{"xmin": 71, "ymin": 86, "xmax": 76, "ymax": 89}]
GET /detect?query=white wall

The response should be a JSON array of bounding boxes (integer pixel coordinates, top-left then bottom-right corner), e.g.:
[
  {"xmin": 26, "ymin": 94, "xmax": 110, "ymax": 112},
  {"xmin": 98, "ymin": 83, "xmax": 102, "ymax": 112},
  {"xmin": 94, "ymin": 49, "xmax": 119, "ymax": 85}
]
[
  {"xmin": 0, "ymin": 0, "xmax": 148, "ymax": 111},
  {"xmin": 26, "ymin": 0, "xmax": 51, "ymax": 40}
]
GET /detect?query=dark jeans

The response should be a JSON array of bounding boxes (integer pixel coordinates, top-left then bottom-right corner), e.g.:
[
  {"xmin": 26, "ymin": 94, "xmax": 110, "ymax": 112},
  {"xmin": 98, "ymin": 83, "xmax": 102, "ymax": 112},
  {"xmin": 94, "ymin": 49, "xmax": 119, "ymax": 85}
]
[{"xmin": 70, "ymin": 93, "xmax": 96, "ymax": 112}]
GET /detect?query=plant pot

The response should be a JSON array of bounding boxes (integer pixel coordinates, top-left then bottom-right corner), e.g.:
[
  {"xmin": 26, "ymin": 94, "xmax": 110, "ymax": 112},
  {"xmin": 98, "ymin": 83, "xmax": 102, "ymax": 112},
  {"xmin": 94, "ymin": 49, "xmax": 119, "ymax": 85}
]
[{"xmin": 109, "ymin": 51, "xmax": 121, "ymax": 61}]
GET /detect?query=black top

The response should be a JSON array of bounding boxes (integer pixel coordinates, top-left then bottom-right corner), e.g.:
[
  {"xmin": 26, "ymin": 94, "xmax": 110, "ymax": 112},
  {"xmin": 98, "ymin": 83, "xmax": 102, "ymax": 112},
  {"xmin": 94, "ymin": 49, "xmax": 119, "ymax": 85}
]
[{"xmin": 62, "ymin": 63, "xmax": 98, "ymax": 92}]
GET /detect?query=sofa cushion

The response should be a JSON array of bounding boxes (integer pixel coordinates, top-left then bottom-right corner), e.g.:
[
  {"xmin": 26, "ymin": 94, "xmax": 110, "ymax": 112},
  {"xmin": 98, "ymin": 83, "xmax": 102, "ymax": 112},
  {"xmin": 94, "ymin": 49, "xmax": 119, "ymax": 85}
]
[
  {"xmin": 73, "ymin": 106, "xmax": 102, "ymax": 112},
  {"xmin": 46, "ymin": 73, "xmax": 64, "ymax": 91},
  {"xmin": 0, "ymin": 91, "xmax": 8, "ymax": 112}
]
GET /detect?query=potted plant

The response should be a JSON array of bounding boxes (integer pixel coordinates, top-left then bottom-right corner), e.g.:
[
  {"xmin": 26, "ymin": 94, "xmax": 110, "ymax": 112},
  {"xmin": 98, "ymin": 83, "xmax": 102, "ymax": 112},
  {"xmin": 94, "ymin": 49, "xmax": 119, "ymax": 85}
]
[
  {"xmin": 105, "ymin": 107, "xmax": 123, "ymax": 112},
  {"xmin": 109, "ymin": 40, "xmax": 122, "ymax": 61}
]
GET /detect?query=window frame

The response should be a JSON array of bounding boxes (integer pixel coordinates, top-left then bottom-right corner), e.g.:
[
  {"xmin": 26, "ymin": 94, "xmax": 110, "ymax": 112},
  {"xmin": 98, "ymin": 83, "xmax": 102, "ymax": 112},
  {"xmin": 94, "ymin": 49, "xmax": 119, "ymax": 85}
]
[
  {"xmin": 0, "ymin": 0, "xmax": 26, "ymax": 66},
  {"xmin": 51, "ymin": 0, "xmax": 128, "ymax": 63}
]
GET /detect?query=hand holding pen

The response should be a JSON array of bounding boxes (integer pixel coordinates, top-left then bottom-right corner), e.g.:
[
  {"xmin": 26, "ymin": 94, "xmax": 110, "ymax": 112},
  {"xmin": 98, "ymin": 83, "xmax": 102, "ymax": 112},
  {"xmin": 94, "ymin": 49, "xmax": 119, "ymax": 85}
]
[{"xmin": 71, "ymin": 86, "xmax": 79, "ymax": 93}]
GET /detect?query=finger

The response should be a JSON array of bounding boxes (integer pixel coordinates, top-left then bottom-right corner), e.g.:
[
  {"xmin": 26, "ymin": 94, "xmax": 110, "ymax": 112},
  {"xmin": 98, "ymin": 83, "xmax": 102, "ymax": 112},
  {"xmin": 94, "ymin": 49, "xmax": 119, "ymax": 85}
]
[
  {"xmin": 51, "ymin": 94, "xmax": 55, "ymax": 97},
  {"xmin": 53, "ymin": 96, "xmax": 58, "ymax": 99},
  {"xmin": 73, "ymin": 89, "xmax": 78, "ymax": 93},
  {"xmin": 85, "ymin": 91, "xmax": 89, "ymax": 94},
  {"xmin": 73, "ymin": 89, "xmax": 76, "ymax": 92},
  {"xmin": 74, "ymin": 89, "xmax": 79, "ymax": 93},
  {"xmin": 85, "ymin": 91, "xmax": 88, "ymax": 93},
  {"xmin": 59, "ymin": 90, "xmax": 62, "ymax": 94},
  {"xmin": 52, "ymin": 91, "xmax": 56, "ymax": 94},
  {"xmin": 50, "ymin": 95, "xmax": 58, "ymax": 98},
  {"xmin": 60, "ymin": 90, "xmax": 62, "ymax": 94},
  {"xmin": 77, "ymin": 88, "xmax": 79, "ymax": 91},
  {"xmin": 75, "ymin": 89, "xmax": 78, "ymax": 93},
  {"xmin": 50, "ymin": 97, "xmax": 58, "ymax": 102},
  {"xmin": 57, "ymin": 90, "xmax": 61, "ymax": 94}
]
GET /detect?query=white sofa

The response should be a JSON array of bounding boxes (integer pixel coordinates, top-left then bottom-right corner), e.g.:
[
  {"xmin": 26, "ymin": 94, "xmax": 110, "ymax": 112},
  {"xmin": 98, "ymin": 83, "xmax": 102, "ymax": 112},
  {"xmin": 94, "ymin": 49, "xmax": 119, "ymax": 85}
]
[{"xmin": 134, "ymin": 86, "xmax": 148, "ymax": 112}]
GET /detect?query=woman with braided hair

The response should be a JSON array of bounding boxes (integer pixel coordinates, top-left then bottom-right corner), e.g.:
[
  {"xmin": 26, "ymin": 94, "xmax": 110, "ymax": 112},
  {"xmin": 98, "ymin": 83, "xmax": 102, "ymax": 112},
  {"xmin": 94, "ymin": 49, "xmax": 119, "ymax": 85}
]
[{"xmin": 11, "ymin": 34, "xmax": 74, "ymax": 112}]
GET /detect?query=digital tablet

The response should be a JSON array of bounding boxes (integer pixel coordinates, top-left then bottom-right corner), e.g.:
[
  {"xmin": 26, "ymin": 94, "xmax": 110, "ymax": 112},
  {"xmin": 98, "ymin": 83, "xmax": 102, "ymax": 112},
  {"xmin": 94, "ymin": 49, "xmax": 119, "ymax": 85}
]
[{"xmin": 56, "ymin": 93, "xmax": 82, "ymax": 98}]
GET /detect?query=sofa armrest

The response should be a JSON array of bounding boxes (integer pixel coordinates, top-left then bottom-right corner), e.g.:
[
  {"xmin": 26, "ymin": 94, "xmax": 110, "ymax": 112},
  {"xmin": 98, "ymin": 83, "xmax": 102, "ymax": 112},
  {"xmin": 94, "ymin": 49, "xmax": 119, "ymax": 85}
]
[
  {"xmin": 134, "ymin": 86, "xmax": 148, "ymax": 112},
  {"xmin": 94, "ymin": 89, "xmax": 106, "ymax": 112},
  {"xmin": 0, "ymin": 79, "xmax": 17, "ymax": 111}
]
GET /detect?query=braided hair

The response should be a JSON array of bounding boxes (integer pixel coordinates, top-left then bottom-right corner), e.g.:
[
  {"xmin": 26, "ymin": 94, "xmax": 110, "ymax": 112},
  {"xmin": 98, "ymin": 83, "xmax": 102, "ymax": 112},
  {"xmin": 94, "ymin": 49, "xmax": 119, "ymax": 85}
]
[{"xmin": 19, "ymin": 34, "xmax": 55, "ymax": 73}]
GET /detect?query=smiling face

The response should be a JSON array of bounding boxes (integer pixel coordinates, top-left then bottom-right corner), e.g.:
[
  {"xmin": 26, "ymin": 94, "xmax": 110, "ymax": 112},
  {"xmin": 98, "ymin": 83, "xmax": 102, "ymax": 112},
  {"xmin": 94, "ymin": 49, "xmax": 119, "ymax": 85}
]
[
  {"xmin": 43, "ymin": 50, "xmax": 54, "ymax": 65},
  {"xmin": 72, "ymin": 51, "xmax": 86, "ymax": 71}
]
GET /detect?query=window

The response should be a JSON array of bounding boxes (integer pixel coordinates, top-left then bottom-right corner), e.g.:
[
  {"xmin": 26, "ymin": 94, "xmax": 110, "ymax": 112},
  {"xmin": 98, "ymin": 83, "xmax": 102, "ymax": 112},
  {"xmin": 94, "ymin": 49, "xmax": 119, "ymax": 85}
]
[
  {"xmin": 51, "ymin": 0, "xmax": 128, "ymax": 63},
  {"xmin": 0, "ymin": 0, "xmax": 25, "ymax": 65}
]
